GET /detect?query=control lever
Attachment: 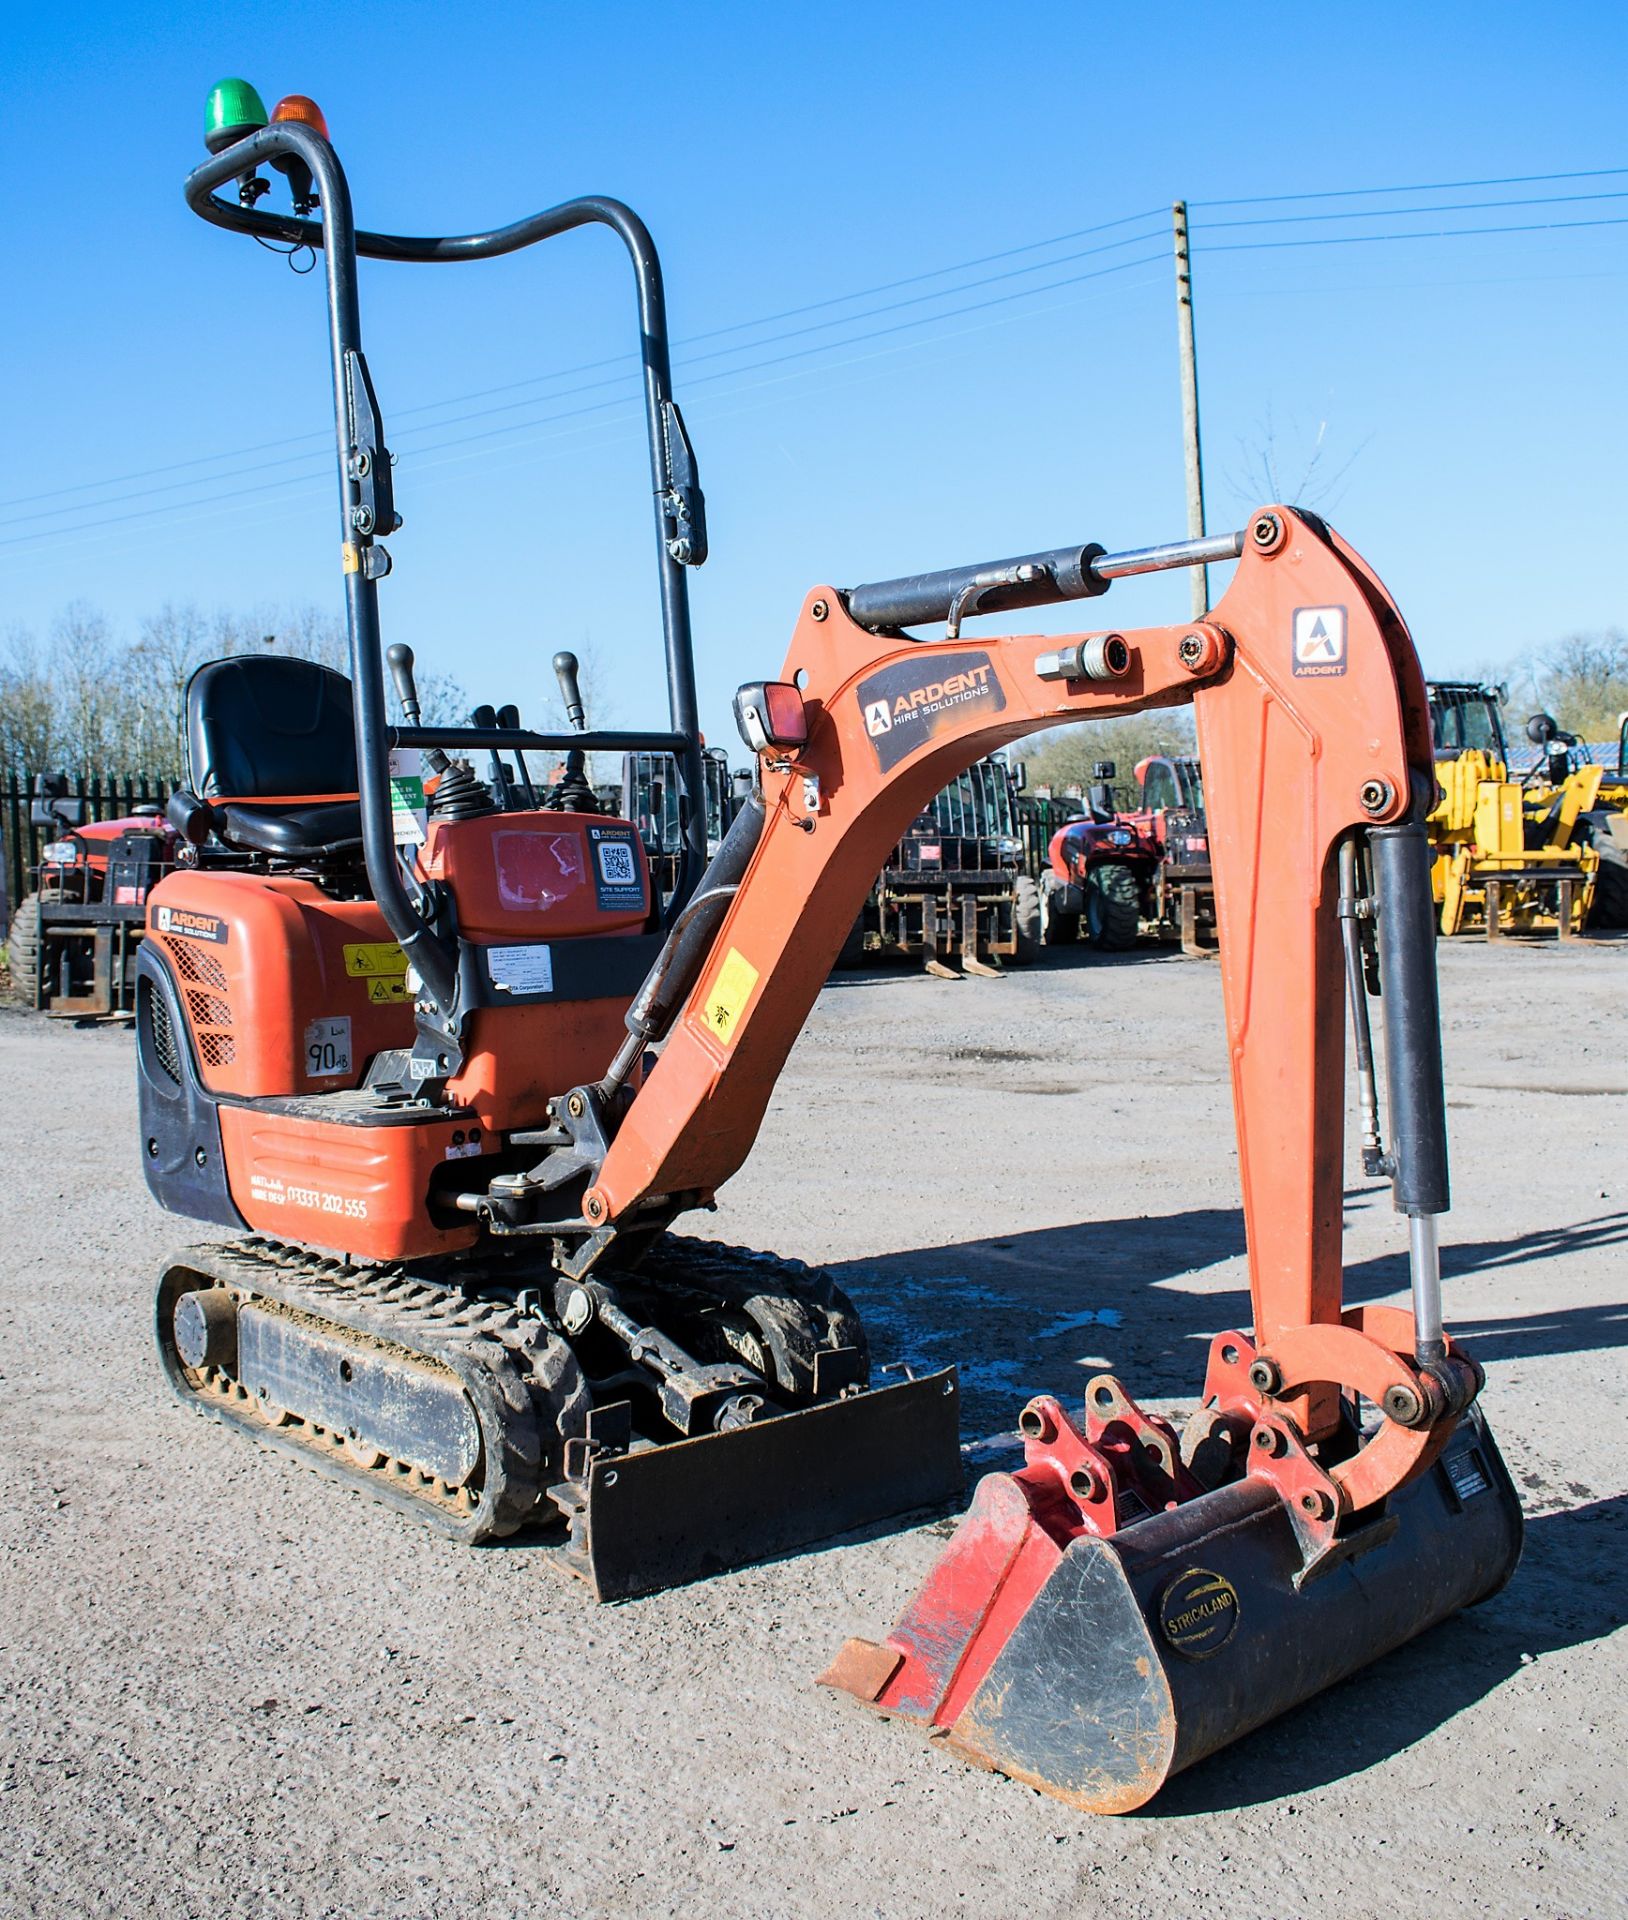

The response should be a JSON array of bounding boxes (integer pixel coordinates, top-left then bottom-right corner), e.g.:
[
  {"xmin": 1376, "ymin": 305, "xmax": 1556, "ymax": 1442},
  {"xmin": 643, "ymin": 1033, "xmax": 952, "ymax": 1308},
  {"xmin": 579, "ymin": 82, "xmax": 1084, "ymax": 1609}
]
[
  {"xmin": 548, "ymin": 651, "xmax": 597, "ymax": 813},
  {"xmin": 496, "ymin": 703, "xmax": 538, "ymax": 808},
  {"xmin": 470, "ymin": 703, "xmax": 516, "ymax": 810},
  {"xmin": 554, "ymin": 651, "xmax": 588, "ymax": 730},
  {"xmin": 386, "ymin": 644, "xmax": 449, "ymax": 774}
]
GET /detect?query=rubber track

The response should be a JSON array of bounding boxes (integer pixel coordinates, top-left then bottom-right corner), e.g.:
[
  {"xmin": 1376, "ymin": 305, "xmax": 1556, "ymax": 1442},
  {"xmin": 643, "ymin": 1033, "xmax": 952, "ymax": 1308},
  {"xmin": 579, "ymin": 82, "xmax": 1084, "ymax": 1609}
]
[
  {"xmin": 158, "ymin": 1238, "xmax": 556, "ymax": 1543},
  {"xmin": 157, "ymin": 1232, "xmax": 862, "ymax": 1544}
]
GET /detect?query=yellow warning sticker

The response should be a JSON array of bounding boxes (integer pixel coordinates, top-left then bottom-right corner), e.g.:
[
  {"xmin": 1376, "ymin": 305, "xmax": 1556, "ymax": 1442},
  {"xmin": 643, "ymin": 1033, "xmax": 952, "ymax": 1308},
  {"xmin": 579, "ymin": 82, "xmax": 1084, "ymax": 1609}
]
[
  {"xmin": 366, "ymin": 976, "xmax": 408, "ymax": 1004},
  {"xmin": 700, "ymin": 947, "xmax": 759, "ymax": 1046},
  {"xmin": 343, "ymin": 942, "xmax": 407, "ymax": 979}
]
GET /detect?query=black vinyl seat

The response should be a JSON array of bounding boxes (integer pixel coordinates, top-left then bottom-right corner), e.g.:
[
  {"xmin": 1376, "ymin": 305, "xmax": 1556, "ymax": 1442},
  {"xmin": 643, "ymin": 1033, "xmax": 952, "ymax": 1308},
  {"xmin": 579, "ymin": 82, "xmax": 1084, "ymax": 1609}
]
[{"xmin": 167, "ymin": 656, "xmax": 365, "ymax": 860}]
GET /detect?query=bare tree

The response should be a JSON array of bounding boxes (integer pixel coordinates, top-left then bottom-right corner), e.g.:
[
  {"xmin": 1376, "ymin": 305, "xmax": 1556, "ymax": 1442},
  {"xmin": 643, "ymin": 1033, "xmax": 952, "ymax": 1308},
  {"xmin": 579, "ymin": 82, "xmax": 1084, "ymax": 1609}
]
[
  {"xmin": 0, "ymin": 627, "xmax": 59, "ymax": 770},
  {"xmin": 1, "ymin": 597, "xmax": 416, "ymax": 778},
  {"xmin": 1531, "ymin": 630, "xmax": 1628, "ymax": 740},
  {"xmin": 1224, "ymin": 404, "xmax": 1371, "ymax": 518}
]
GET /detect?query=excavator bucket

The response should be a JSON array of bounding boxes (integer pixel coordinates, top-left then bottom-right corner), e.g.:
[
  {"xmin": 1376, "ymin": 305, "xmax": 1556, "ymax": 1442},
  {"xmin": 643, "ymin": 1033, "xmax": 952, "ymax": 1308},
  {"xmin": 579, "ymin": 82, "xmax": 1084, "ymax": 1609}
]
[{"xmin": 823, "ymin": 1384, "xmax": 1522, "ymax": 1812}]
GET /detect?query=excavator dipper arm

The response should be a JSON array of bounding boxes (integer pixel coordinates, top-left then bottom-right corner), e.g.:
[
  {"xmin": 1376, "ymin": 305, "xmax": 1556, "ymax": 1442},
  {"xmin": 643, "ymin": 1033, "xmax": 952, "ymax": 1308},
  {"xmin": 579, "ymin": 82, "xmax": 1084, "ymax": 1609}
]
[{"xmin": 591, "ymin": 508, "xmax": 1522, "ymax": 1812}]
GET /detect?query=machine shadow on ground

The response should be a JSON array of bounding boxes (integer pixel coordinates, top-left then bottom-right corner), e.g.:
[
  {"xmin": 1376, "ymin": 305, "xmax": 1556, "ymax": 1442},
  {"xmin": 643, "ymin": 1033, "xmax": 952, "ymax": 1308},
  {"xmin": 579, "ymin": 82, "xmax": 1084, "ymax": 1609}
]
[
  {"xmin": 828, "ymin": 1208, "xmax": 1628, "ymax": 1442},
  {"xmin": 819, "ymin": 941, "xmax": 1193, "ymax": 989}
]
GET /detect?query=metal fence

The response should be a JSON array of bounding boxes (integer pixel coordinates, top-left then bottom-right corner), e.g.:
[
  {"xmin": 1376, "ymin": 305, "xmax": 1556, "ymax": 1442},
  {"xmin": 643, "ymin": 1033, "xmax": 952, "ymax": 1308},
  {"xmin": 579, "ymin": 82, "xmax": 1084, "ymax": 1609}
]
[
  {"xmin": 2, "ymin": 771, "xmax": 176, "ymax": 928},
  {"xmin": 1015, "ymin": 797, "xmax": 1082, "ymax": 877}
]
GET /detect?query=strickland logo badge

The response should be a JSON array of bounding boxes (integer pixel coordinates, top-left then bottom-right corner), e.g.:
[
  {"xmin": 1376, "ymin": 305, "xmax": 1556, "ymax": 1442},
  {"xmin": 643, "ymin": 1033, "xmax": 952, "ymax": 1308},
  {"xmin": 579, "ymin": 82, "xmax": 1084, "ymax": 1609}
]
[
  {"xmin": 1158, "ymin": 1565, "xmax": 1240, "ymax": 1659},
  {"xmin": 855, "ymin": 649, "xmax": 1007, "ymax": 772}
]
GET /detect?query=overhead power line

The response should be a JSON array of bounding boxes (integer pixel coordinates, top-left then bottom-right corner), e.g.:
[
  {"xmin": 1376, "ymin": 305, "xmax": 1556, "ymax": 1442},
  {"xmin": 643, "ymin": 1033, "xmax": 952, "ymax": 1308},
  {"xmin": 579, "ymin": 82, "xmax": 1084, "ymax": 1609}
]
[
  {"xmin": 0, "ymin": 263, "xmax": 1174, "ymax": 570},
  {"xmin": 1195, "ymin": 189, "xmax": 1628, "ymax": 230},
  {"xmin": 1194, "ymin": 213, "xmax": 1628, "ymax": 254},
  {"xmin": 0, "ymin": 207, "xmax": 1170, "ymax": 516},
  {"xmin": 0, "ymin": 250, "xmax": 1171, "ymax": 553},
  {"xmin": 1189, "ymin": 165, "xmax": 1628, "ymax": 208},
  {"xmin": 2, "ymin": 168, "xmax": 1622, "ymax": 546}
]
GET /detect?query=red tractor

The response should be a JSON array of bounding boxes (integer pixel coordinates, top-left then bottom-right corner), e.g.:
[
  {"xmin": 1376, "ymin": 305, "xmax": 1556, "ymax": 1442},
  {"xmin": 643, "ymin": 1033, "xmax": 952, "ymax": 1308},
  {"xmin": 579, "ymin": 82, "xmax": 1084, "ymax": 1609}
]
[
  {"xmin": 1040, "ymin": 753, "xmax": 1214, "ymax": 953},
  {"xmin": 8, "ymin": 776, "xmax": 178, "ymax": 1017}
]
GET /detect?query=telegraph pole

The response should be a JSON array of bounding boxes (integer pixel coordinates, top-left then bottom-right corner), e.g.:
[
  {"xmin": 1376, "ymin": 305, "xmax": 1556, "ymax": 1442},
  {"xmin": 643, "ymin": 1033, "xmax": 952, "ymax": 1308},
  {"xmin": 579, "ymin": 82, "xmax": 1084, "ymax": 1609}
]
[{"xmin": 1171, "ymin": 200, "xmax": 1209, "ymax": 619}]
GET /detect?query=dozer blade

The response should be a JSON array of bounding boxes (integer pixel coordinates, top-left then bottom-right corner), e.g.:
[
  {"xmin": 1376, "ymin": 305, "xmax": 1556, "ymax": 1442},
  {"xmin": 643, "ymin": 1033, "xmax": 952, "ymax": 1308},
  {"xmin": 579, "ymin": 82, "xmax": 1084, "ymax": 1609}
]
[
  {"xmin": 550, "ymin": 1368, "xmax": 963, "ymax": 1601},
  {"xmin": 823, "ymin": 1403, "xmax": 1521, "ymax": 1813},
  {"xmin": 157, "ymin": 1236, "xmax": 965, "ymax": 1598}
]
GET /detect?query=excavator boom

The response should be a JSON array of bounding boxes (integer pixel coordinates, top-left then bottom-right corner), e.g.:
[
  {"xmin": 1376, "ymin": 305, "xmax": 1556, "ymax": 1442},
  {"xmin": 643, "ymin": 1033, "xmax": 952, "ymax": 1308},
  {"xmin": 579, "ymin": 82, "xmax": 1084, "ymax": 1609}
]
[{"xmin": 602, "ymin": 509, "xmax": 1429, "ymax": 1386}]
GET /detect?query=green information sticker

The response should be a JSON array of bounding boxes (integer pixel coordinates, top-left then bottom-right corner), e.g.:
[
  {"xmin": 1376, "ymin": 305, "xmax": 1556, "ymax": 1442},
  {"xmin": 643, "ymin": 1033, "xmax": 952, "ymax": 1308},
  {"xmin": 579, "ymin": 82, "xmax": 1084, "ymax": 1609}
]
[{"xmin": 388, "ymin": 748, "xmax": 427, "ymax": 846}]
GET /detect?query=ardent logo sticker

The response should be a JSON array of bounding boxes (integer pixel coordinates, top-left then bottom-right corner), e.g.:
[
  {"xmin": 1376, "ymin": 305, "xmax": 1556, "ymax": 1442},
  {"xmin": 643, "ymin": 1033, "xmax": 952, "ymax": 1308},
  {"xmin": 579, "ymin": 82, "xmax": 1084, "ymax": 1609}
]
[
  {"xmin": 154, "ymin": 904, "xmax": 228, "ymax": 945},
  {"xmin": 856, "ymin": 650, "xmax": 1007, "ymax": 773},
  {"xmin": 1158, "ymin": 1566, "xmax": 1240, "ymax": 1658},
  {"xmin": 1291, "ymin": 604, "xmax": 1348, "ymax": 677}
]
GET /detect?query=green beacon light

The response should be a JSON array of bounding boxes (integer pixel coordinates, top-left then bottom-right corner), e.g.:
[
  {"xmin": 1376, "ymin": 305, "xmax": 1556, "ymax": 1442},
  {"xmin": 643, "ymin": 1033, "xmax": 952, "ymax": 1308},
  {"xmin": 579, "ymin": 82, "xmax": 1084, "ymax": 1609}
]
[{"xmin": 203, "ymin": 78, "xmax": 269, "ymax": 156}]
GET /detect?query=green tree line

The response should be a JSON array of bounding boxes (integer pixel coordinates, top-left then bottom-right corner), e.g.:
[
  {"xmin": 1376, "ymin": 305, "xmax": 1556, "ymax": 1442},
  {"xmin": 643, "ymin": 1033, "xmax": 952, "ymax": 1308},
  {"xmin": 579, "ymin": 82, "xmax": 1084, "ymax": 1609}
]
[{"xmin": 0, "ymin": 602, "xmax": 471, "ymax": 776}]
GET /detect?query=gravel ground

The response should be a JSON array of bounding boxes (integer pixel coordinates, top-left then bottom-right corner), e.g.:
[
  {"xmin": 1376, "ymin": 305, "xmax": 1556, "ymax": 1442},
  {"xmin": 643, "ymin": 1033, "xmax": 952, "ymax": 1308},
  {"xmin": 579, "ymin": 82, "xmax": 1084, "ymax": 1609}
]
[{"xmin": 0, "ymin": 935, "xmax": 1623, "ymax": 1919}]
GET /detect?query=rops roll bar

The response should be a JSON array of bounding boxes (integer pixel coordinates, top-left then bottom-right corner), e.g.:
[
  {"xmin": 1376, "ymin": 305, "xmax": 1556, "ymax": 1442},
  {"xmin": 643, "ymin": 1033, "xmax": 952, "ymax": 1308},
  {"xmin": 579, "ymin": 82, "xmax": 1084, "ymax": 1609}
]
[{"xmin": 183, "ymin": 123, "xmax": 711, "ymax": 1018}]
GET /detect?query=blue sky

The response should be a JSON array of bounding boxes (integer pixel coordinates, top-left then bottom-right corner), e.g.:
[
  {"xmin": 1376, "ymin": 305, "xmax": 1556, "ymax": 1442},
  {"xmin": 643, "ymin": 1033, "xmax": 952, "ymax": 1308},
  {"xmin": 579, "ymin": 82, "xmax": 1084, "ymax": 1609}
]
[{"xmin": 4, "ymin": 1, "xmax": 1624, "ymax": 749}]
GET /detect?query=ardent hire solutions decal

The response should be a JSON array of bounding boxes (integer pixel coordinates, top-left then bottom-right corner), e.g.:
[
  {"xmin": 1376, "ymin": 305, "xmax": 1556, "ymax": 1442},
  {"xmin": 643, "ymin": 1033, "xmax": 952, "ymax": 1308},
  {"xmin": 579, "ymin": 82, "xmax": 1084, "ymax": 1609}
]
[
  {"xmin": 856, "ymin": 650, "xmax": 1007, "ymax": 773},
  {"xmin": 153, "ymin": 904, "xmax": 228, "ymax": 945}
]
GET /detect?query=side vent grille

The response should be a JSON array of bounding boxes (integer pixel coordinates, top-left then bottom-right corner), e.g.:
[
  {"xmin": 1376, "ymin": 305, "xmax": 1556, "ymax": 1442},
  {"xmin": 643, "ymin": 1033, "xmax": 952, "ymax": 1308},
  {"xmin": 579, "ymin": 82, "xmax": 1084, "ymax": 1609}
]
[
  {"xmin": 169, "ymin": 940, "xmax": 227, "ymax": 990},
  {"xmin": 161, "ymin": 936, "xmax": 235, "ymax": 1068},
  {"xmin": 141, "ymin": 976, "xmax": 182, "ymax": 1086}
]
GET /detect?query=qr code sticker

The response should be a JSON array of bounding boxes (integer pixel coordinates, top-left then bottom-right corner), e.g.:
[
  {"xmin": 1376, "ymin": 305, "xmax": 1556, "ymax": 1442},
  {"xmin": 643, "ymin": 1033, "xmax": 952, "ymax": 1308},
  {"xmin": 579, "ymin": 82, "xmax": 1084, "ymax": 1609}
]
[{"xmin": 598, "ymin": 840, "xmax": 638, "ymax": 888}]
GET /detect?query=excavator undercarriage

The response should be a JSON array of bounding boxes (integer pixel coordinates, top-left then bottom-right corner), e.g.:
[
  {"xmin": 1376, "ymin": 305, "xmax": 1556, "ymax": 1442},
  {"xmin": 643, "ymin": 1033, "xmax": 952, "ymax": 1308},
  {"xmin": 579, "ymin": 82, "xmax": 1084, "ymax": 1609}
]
[{"xmin": 155, "ymin": 1234, "xmax": 957, "ymax": 1597}]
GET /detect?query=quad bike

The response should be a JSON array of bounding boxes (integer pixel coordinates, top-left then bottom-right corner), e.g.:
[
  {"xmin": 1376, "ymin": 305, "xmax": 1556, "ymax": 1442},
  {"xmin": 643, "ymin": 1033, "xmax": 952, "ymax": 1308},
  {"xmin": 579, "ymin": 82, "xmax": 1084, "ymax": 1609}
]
[{"xmin": 144, "ymin": 80, "xmax": 1520, "ymax": 1814}]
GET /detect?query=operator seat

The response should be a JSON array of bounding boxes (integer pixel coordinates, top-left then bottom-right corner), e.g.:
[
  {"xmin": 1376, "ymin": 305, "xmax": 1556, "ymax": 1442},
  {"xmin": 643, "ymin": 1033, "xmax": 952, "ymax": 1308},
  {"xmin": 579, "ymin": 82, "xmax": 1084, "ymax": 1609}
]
[{"xmin": 166, "ymin": 655, "xmax": 364, "ymax": 859}]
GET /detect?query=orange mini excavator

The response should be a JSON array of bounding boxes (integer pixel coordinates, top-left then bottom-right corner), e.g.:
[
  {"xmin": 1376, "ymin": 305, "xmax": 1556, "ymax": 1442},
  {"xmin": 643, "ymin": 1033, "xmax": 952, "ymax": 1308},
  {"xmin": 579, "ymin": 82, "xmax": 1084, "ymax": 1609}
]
[{"xmin": 147, "ymin": 85, "xmax": 1520, "ymax": 1810}]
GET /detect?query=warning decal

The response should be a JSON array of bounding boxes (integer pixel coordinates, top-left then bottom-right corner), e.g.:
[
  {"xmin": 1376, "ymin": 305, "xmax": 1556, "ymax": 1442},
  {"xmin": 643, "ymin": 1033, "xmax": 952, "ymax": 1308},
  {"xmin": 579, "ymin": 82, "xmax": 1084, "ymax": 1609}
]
[
  {"xmin": 855, "ymin": 649, "xmax": 1006, "ymax": 773},
  {"xmin": 1291, "ymin": 605, "xmax": 1348, "ymax": 678},
  {"xmin": 343, "ymin": 941, "xmax": 408, "ymax": 1004},
  {"xmin": 343, "ymin": 941, "xmax": 407, "ymax": 978},
  {"xmin": 700, "ymin": 947, "xmax": 759, "ymax": 1047}
]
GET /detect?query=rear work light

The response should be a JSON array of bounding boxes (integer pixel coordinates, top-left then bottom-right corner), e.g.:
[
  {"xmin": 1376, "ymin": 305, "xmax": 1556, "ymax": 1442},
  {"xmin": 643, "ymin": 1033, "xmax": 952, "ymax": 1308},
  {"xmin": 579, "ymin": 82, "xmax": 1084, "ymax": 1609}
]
[{"xmin": 734, "ymin": 682, "xmax": 808, "ymax": 755}]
